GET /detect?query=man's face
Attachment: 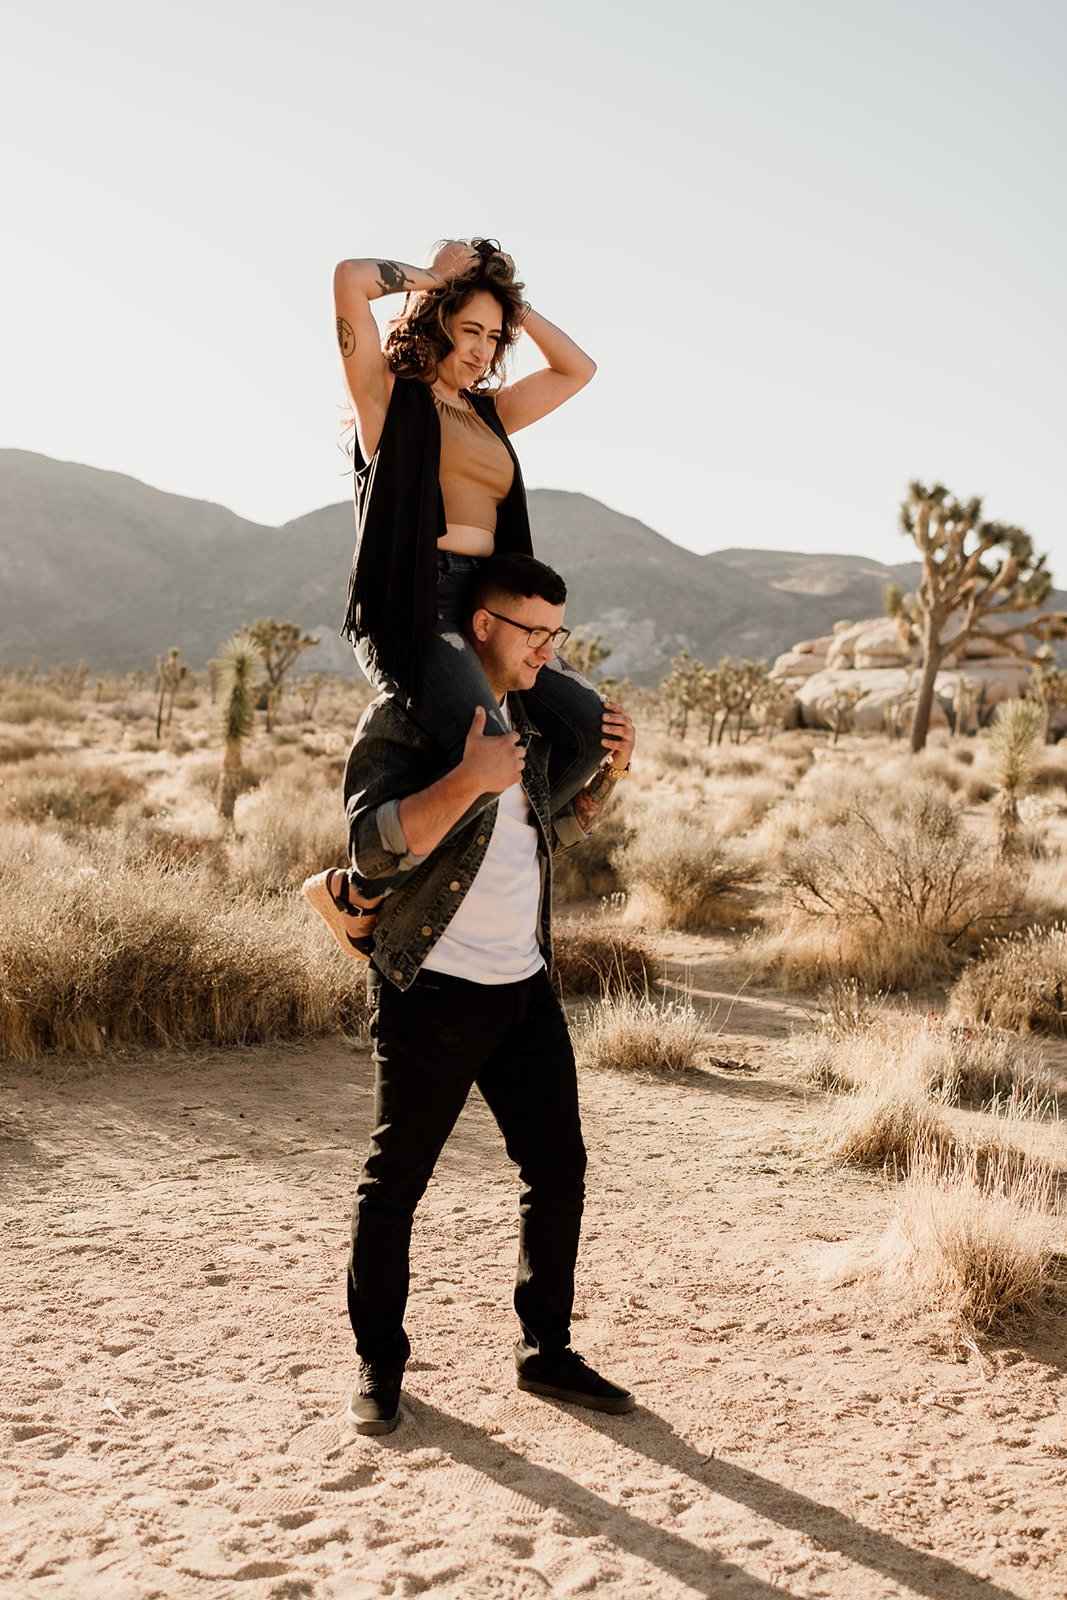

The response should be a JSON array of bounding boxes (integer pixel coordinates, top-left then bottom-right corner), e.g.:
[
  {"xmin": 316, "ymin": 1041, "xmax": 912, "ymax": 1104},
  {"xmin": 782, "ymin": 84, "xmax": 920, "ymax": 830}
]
[{"xmin": 470, "ymin": 594, "xmax": 567, "ymax": 695}]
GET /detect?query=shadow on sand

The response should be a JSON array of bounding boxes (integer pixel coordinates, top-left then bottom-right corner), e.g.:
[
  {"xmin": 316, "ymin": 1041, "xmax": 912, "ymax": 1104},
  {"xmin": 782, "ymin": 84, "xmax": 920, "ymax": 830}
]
[{"xmin": 369, "ymin": 1396, "xmax": 1027, "ymax": 1600}]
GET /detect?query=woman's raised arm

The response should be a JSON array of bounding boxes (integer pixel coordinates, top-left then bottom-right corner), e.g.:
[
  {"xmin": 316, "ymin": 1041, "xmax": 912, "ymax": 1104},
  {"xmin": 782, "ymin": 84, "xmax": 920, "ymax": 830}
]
[
  {"xmin": 334, "ymin": 253, "xmax": 461, "ymax": 460},
  {"xmin": 493, "ymin": 304, "xmax": 597, "ymax": 435}
]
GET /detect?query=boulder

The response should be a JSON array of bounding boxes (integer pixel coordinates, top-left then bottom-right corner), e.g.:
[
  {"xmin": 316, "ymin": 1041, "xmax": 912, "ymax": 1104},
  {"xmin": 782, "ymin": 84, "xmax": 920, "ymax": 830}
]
[
  {"xmin": 770, "ymin": 650, "xmax": 828, "ymax": 681},
  {"xmin": 957, "ymin": 633, "xmax": 1021, "ymax": 660},
  {"xmin": 825, "ymin": 620, "xmax": 870, "ymax": 667},
  {"xmin": 795, "ymin": 660, "xmax": 1029, "ymax": 734},
  {"xmin": 797, "ymin": 668, "xmax": 936, "ymax": 733},
  {"xmin": 833, "ymin": 618, "xmax": 914, "ymax": 670},
  {"xmin": 792, "ymin": 635, "xmax": 834, "ymax": 656},
  {"xmin": 854, "ymin": 650, "xmax": 915, "ymax": 670}
]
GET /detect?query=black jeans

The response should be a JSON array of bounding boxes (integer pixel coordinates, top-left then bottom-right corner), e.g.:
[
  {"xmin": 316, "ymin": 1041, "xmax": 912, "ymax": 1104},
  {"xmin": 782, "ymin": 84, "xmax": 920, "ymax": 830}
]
[{"xmin": 347, "ymin": 965, "xmax": 587, "ymax": 1370}]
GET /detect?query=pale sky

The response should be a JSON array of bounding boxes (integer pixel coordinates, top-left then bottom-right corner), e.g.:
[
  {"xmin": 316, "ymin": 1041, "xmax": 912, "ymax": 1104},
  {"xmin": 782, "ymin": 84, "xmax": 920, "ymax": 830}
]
[{"xmin": 4, "ymin": 0, "xmax": 1064, "ymax": 571}]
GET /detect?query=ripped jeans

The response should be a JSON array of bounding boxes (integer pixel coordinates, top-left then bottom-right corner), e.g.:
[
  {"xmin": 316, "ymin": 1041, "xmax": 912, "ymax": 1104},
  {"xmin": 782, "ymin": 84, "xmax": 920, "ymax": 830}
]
[{"xmin": 350, "ymin": 551, "xmax": 606, "ymax": 894}]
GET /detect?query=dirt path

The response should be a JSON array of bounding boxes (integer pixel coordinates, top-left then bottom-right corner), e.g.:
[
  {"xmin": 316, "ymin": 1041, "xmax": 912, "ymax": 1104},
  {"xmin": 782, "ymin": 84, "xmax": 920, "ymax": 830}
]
[{"xmin": 2, "ymin": 952, "xmax": 1065, "ymax": 1599}]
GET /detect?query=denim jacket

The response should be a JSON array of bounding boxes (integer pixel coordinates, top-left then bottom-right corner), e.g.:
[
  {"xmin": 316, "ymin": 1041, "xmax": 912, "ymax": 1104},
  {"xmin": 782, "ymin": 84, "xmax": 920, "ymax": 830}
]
[{"xmin": 343, "ymin": 692, "xmax": 621, "ymax": 991}]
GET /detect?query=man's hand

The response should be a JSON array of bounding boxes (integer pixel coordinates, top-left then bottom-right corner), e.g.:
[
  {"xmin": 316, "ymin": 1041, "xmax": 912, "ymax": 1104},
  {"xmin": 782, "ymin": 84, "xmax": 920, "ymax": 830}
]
[
  {"xmin": 460, "ymin": 705, "xmax": 526, "ymax": 793},
  {"xmin": 600, "ymin": 699, "xmax": 635, "ymax": 772}
]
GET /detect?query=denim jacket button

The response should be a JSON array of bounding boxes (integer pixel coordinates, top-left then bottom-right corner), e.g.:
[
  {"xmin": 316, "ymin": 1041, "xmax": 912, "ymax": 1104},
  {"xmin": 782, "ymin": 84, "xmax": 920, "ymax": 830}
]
[
  {"xmin": 392, "ymin": 969, "xmax": 404, "ymax": 982},
  {"xmin": 476, "ymin": 834, "xmax": 487, "ymax": 846},
  {"xmin": 421, "ymin": 924, "xmax": 433, "ymax": 937},
  {"xmin": 449, "ymin": 880, "xmax": 461, "ymax": 892}
]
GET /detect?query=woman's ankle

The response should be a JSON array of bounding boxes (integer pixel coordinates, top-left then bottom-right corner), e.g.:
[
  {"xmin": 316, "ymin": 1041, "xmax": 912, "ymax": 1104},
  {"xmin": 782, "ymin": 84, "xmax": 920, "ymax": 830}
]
[{"xmin": 330, "ymin": 868, "xmax": 383, "ymax": 911}]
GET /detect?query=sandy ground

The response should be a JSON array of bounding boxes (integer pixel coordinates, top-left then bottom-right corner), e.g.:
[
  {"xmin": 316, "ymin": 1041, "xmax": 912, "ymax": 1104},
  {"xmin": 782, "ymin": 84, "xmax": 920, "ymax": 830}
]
[{"xmin": 1, "ymin": 940, "xmax": 1065, "ymax": 1600}]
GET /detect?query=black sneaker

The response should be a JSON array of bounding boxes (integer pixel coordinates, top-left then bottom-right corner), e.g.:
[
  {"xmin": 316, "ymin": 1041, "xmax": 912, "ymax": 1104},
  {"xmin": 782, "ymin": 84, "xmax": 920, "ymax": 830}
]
[
  {"xmin": 347, "ymin": 1361, "xmax": 403, "ymax": 1435},
  {"xmin": 515, "ymin": 1345, "xmax": 635, "ymax": 1414}
]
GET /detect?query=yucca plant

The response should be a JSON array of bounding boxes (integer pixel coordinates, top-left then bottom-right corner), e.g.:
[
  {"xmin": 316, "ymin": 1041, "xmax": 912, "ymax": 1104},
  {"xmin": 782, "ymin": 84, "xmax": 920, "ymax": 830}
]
[
  {"xmin": 988, "ymin": 698, "xmax": 1044, "ymax": 856},
  {"xmin": 217, "ymin": 633, "xmax": 261, "ymax": 822}
]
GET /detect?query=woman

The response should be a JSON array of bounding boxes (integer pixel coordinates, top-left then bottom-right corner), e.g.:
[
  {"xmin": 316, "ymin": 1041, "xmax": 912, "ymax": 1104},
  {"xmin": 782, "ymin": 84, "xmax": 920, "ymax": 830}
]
[{"xmin": 305, "ymin": 238, "xmax": 625, "ymax": 958}]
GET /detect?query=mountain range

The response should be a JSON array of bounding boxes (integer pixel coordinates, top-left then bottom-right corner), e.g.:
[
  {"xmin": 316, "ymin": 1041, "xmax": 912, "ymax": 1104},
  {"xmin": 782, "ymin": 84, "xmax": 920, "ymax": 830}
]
[{"xmin": 0, "ymin": 449, "xmax": 934, "ymax": 684}]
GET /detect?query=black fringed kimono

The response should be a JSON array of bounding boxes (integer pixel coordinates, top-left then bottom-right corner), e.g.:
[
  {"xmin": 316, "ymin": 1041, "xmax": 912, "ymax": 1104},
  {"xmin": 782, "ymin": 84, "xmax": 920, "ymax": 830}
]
[{"xmin": 341, "ymin": 377, "xmax": 534, "ymax": 691}]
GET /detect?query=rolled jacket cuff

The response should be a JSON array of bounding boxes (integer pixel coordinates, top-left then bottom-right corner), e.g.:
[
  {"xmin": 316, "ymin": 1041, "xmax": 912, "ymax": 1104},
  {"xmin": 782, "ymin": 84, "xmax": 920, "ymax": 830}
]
[
  {"xmin": 553, "ymin": 807, "xmax": 589, "ymax": 851},
  {"xmin": 376, "ymin": 798, "xmax": 428, "ymax": 872}
]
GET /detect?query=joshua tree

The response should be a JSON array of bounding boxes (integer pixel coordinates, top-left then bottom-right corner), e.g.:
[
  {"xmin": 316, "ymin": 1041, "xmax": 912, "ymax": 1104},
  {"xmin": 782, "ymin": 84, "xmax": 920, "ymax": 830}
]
[
  {"xmin": 882, "ymin": 581, "xmax": 904, "ymax": 619},
  {"xmin": 706, "ymin": 658, "xmax": 772, "ymax": 745},
  {"xmin": 949, "ymin": 674, "xmax": 982, "ymax": 737},
  {"xmin": 898, "ymin": 481, "xmax": 1066, "ymax": 753},
  {"xmin": 660, "ymin": 651, "xmax": 703, "ymax": 739},
  {"xmin": 247, "ymin": 619, "xmax": 319, "ymax": 731},
  {"xmin": 566, "ymin": 630, "xmax": 627, "ymax": 698},
  {"xmin": 217, "ymin": 634, "xmax": 261, "ymax": 823},
  {"xmin": 827, "ymin": 683, "xmax": 863, "ymax": 745},
  {"xmin": 296, "ymin": 673, "xmax": 330, "ymax": 719},
  {"xmin": 988, "ymin": 698, "xmax": 1044, "ymax": 858},
  {"xmin": 1027, "ymin": 649, "xmax": 1067, "ymax": 742},
  {"xmin": 155, "ymin": 647, "xmax": 187, "ymax": 739}
]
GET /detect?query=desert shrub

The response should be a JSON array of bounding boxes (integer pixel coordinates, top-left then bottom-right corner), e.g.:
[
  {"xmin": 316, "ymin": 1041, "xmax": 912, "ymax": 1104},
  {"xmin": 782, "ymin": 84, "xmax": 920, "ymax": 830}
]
[
  {"xmin": 573, "ymin": 994, "xmax": 709, "ymax": 1074},
  {"xmin": 817, "ymin": 1083, "xmax": 953, "ymax": 1171},
  {"xmin": 185, "ymin": 745, "xmax": 276, "ymax": 797},
  {"xmin": 1031, "ymin": 754, "xmax": 1067, "ymax": 794},
  {"xmin": 711, "ymin": 776, "xmax": 785, "ymax": 835},
  {"xmin": 0, "ymin": 834, "xmax": 367, "ymax": 1059},
  {"xmin": 616, "ymin": 814, "xmax": 757, "ymax": 931},
  {"xmin": 0, "ymin": 731, "xmax": 56, "ymax": 764},
  {"xmin": 1022, "ymin": 852, "xmax": 1067, "ymax": 924},
  {"xmin": 949, "ymin": 924, "xmax": 1067, "ymax": 1034},
  {"xmin": 553, "ymin": 798, "xmax": 632, "ymax": 902},
  {"xmin": 554, "ymin": 924, "xmax": 657, "ymax": 997},
  {"xmin": 808, "ymin": 976, "xmax": 886, "ymax": 1042},
  {"xmin": 848, "ymin": 1141, "xmax": 1063, "ymax": 1333},
  {"xmin": 2, "ymin": 758, "xmax": 144, "ymax": 825},
  {"xmin": 759, "ymin": 788, "xmax": 1017, "ymax": 989},
  {"xmin": 0, "ymin": 686, "xmax": 82, "ymax": 725},
  {"xmin": 796, "ymin": 1011, "xmax": 1042, "ymax": 1107},
  {"xmin": 230, "ymin": 765, "xmax": 348, "ymax": 891},
  {"xmin": 710, "ymin": 754, "xmax": 763, "ymax": 780}
]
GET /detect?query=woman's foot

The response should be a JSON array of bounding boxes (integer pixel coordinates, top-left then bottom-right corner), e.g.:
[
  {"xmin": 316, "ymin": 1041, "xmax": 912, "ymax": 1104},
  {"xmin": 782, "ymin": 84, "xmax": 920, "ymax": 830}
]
[{"xmin": 301, "ymin": 869, "xmax": 381, "ymax": 963}]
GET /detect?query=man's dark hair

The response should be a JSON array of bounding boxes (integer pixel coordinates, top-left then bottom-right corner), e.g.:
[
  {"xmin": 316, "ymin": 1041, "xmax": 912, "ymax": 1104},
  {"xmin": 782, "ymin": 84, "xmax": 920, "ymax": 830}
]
[{"xmin": 469, "ymin": 553, "xmax": 567, "ymax": 615}]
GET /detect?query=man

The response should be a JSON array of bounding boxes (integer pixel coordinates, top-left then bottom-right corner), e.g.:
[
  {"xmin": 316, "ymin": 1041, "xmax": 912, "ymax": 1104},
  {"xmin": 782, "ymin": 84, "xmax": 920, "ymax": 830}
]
[{"xmin": 338, "ymin": 552, "xmax": 636, "ymax": 1435}]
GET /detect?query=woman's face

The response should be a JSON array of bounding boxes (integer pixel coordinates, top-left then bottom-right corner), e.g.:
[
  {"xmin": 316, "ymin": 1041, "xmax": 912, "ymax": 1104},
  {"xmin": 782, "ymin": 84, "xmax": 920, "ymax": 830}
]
[{"xmin": 438, "ymin": 290, "xmax": 503, "ymax": 389}]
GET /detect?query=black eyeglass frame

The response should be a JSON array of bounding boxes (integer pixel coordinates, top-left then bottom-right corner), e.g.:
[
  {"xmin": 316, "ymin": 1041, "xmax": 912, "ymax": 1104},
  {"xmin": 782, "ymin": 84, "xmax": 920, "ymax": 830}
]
[{"xmin": 484, "ymin": 609, "xmax": 572, "ymax": 650}]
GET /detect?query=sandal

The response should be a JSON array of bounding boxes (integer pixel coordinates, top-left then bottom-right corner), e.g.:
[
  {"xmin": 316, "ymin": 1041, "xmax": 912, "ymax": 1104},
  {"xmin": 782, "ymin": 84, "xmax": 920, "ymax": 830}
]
[{"xmin": 301, "ymin": 869, "xmax": 379, "ymax": 963}]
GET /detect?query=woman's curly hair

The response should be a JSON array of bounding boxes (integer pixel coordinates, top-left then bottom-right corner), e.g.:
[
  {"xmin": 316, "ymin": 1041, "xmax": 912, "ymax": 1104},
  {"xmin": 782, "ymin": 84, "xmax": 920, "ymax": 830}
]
[{"xmin": 384, "ymin": 238, "xmax": 526, "ymax": 390}]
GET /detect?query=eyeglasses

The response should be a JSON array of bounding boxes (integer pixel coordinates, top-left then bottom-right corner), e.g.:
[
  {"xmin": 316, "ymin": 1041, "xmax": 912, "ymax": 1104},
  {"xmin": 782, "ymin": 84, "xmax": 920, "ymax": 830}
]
[{"xmin": 484, "ymin": 610, "xmax": 571, "ymax": 650}]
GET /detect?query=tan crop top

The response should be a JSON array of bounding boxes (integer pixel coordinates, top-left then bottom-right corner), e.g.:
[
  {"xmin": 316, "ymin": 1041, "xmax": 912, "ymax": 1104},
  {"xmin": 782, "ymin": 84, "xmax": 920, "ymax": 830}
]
[{"xmin": 433, "ymin": 391, "xmax": 515, "ymax": 532}]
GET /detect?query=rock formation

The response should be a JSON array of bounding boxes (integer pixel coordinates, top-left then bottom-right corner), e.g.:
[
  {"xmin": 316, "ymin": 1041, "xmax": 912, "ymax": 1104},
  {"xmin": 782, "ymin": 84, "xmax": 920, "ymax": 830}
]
[{"xmin": 770, "ymin": 615, "xmax": 1030, "ymax": 734}]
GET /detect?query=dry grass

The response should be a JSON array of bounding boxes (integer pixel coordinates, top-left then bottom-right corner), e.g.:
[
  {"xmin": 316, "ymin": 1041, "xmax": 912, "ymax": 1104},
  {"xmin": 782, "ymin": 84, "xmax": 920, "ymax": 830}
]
[
  {"xmin": 553, "ymin": 923, "xmax": 658, "ymax": 997},
  {"xmin": 796, "ymin": 1009, "xmax": 1044, "ymax": 1107},
  {"xmin": 948, "ymin": 924, "xmax": 1067, "ymax": 1034},
  {"xmin": 552, "ymin": 796, "xmax": 632, "ymax": 903},
  {"xmin": 748, "ymin": 788, "xmax": 1017, "ymax": 991},
  {"xmin": 572, "ymin": 993, "xmax": 711, "ymax": 1074},
  {"xmin": 1, "ymin": 757, "xmax": 144, "ymax": 826},
  {"xmin": 230, "ymin": 765, "xmax": 349, "ymax": 891},
  {"xmin": 0, "ymin": 686, "xmax": 82, "ymax": 725},
  {"xmin": 0, "ymin": 827, "xmax": 367, "ymax": 1059},
  {"xmin": 0, "ymin": 730, "xmax": 57, "ymax": 764},
  {"xmin": 616, "ymin": 813, "xmax": 757, "ymax": 931},
  {"xmin": 816, "ymin": 1083, "xmax": 954, "ymax": 1171},
  {"xmin": 842, "ymin": 1141, "xmax": 1064, "ymax": 1333}
]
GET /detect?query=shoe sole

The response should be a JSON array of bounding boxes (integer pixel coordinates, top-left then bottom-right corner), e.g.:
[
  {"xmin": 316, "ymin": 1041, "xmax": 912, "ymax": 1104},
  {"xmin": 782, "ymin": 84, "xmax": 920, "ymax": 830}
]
[
  {"xmin": 301, "ymin": 873, "xmax": 375, "ymax": 964},
  {"xmin": 516, "ymin": 1375, "xmax": 635, "ymax": 1414},
  {"xmin": 346, "ymin": 1400, "xmax": 400, "ymax": 1435}
]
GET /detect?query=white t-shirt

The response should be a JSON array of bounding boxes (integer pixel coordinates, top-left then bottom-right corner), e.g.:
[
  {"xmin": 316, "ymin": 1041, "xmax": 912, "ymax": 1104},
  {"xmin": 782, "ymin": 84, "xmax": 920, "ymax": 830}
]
[{"xmin": 422, "ymin": 699, "xmax": 545, "ymax": 985}]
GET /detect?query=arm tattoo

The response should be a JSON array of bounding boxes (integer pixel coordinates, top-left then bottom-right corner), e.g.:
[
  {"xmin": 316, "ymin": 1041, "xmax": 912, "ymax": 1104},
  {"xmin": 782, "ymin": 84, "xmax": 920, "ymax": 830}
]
[
  {"xmin": 336, "ymin": 317, "xmax": 355, "ymax": 357},
  {"xmin": 573, "ymin": 788, "xmax": 597, "ymax": 831},
  {"xmin": 375, "ymin": 260, "xmax": 414, "ymax": 296}
]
